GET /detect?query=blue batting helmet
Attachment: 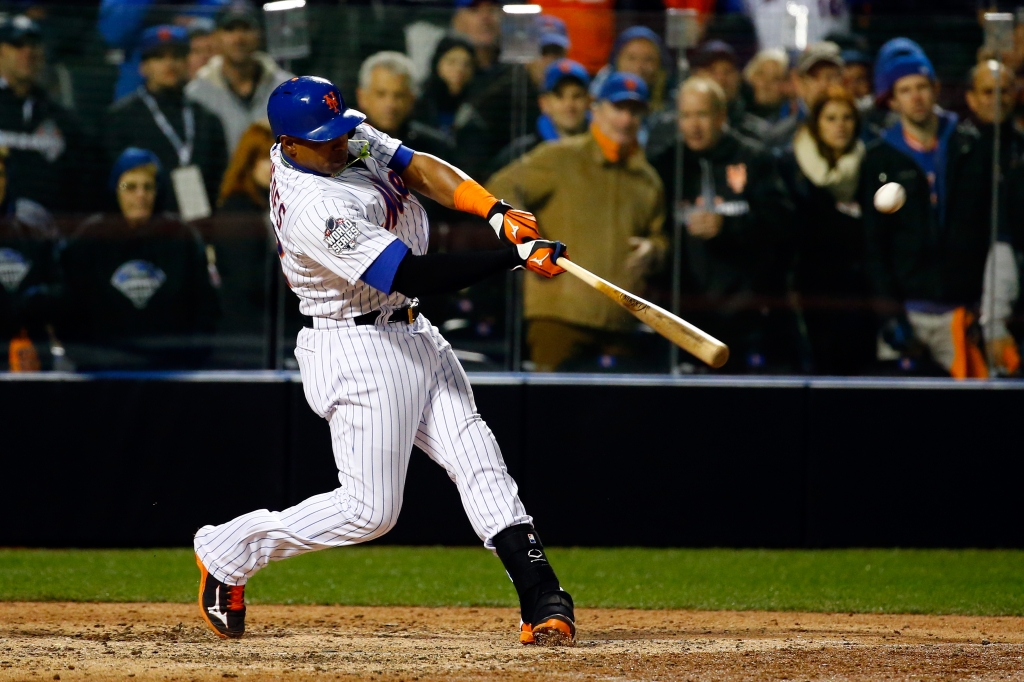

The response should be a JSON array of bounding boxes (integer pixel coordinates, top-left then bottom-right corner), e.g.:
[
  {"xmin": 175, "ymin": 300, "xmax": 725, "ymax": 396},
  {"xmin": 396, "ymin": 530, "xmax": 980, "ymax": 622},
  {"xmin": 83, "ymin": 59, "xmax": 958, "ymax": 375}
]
[{"xmin": 267, "ymin": 76, "xmax": 366, "ymax": 142}]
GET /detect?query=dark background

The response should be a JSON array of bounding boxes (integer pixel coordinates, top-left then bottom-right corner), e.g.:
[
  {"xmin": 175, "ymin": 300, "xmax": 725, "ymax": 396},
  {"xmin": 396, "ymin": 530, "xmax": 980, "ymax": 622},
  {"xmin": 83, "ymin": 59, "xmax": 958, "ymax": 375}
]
[{"xmin": 2, "ymin": 375, "xmax": 1022, "ymax": 548}]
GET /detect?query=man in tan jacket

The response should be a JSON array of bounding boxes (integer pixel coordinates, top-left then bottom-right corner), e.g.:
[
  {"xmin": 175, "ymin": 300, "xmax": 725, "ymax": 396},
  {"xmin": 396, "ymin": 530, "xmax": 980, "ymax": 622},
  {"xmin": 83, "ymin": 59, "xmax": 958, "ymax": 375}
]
[{"xmin": 488, "ymin": 72, "xmax": 666, "ymax": 371}]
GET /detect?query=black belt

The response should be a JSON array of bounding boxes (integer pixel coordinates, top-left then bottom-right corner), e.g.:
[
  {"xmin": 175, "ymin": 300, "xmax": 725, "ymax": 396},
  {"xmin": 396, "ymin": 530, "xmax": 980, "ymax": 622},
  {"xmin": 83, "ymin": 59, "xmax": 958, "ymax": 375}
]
[{"xmin": 353, "ymin": 305, "xmax": 419, "ymax": 326}]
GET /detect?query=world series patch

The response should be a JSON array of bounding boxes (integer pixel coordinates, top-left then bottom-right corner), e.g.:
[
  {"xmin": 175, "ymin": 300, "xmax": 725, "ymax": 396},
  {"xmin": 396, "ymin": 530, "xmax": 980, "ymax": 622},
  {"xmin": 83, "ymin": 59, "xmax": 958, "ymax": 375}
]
[{"xmin": 324, "ymin": 216, "xmax": 359, "ymax": 254}]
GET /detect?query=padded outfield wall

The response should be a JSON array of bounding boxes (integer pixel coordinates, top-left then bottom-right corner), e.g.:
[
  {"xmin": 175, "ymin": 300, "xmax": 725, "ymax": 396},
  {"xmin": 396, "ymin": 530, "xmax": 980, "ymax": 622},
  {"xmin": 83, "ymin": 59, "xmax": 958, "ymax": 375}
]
[{"xmin": 1, "ymin": 373, "xmax": 1021, "ymax": 549}]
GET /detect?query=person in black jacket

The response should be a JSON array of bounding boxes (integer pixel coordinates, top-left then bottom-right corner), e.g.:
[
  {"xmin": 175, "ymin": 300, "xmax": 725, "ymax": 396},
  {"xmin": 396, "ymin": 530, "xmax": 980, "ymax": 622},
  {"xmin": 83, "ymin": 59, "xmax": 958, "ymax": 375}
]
[
  {"xmin": 0, "ymin": 150, "xmax": 61, "ymax": 370},
  {"xmin": 780, "ymin": 85, "xmax": 874, "ymax": 374},
  {"xmin": 412, "ymin": 34, "xmax": 478, "ymax": 135},
  {"xmin": 0, "ymin": 15, "xmax": 98, "ymax": 214},
  {"xmin": 650, "ymin": 77, "xmax": 795, "ymax": 371},
  {"xmin": 57, "ymin": 147, "xmax": 218, "ymax": 371},
  {"xmin": 861, "ymin": 49, "xmax": 1002, "ymax": 377},
  {"xmin": 964, "ymin": 61, "xmax": 1024, "ymax": 376},
  {"xmin": 104, "ymin": 25, "xmax": 227, "ymax": 217}
]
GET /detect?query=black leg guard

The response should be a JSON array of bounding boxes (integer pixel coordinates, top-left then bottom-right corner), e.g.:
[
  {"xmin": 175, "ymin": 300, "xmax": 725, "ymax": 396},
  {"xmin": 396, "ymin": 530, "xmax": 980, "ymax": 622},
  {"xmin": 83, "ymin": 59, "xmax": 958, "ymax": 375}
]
[{"xmin": 492, "ymin": 524, "xmax": 574, "ymax": 628}]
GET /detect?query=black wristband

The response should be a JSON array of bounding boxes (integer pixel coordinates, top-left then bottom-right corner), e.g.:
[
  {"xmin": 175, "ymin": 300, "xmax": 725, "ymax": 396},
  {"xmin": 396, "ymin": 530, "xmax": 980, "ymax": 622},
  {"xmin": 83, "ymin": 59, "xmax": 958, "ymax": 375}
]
[{"xmin": 486, "ymin": 200, "xmax": 513, "ymax": 222}]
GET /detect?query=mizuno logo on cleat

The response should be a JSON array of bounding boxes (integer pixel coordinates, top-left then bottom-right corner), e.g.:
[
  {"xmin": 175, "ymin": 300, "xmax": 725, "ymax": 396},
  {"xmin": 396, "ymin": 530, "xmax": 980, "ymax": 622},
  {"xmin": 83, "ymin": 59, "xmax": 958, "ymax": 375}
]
[{"xmin": 209, "ymin": 590, "xmax": 229, "ymax": 627}]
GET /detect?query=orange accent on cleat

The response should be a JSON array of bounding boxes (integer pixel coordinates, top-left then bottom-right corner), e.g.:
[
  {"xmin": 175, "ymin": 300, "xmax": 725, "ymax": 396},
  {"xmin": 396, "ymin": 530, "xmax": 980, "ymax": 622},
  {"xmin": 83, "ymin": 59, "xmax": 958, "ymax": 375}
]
[
  {"xmin": 196, "ymin": 553, "xmax": 229, "ymax": 640},
  {"xmin": 531, "ymin": 616, "xmax": 576, "ymax": 646},
  {"xmin": 519, "ymin": 622, "xmax": 535, "ymax": 645}
]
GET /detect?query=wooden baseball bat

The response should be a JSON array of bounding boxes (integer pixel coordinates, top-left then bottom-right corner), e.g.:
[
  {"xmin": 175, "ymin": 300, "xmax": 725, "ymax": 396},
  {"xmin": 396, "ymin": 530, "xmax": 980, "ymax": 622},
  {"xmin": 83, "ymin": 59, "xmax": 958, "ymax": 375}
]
[{"xmin": 554, "ymin": 257, "xmax": 729, "ymax": 369}]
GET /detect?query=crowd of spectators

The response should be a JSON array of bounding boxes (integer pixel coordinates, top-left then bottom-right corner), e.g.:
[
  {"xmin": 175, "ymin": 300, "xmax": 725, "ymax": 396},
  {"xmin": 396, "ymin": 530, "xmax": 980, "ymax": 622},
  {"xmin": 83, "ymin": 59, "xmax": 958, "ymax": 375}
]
[{"xmin": 1, "ymin": 0, "xmax": 1023, "ymax": 379}]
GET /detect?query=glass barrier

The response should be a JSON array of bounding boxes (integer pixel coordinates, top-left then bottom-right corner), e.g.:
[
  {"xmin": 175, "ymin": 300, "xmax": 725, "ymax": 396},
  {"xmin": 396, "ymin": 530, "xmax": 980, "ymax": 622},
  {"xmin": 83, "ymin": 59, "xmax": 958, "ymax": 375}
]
[{"xmin": 0, "ymin": 2, "xmax": 1020, "ymax": 379}]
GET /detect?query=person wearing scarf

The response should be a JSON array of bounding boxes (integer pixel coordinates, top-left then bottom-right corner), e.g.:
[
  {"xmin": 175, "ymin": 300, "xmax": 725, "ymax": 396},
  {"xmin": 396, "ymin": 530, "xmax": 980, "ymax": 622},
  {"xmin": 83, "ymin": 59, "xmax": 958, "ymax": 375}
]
[{"xmin": 781, "ymin": 85, "xmax": 874, "ymax": 375}]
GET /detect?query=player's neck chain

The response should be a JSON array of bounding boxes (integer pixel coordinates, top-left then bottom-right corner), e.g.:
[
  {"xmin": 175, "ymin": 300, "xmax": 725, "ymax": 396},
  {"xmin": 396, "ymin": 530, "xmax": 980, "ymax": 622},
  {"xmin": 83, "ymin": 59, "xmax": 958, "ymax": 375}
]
[{"xmin": 281, "ymin": 141, "xmax": 371, "ymax": 178}]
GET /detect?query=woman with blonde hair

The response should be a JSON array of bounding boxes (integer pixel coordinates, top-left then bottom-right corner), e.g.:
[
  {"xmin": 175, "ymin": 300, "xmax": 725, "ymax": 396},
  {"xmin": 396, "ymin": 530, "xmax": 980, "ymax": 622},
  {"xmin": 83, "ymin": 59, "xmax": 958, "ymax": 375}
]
[{"xmin": 781, "ymin": 85, "xmax": 874, "ymax": 374}]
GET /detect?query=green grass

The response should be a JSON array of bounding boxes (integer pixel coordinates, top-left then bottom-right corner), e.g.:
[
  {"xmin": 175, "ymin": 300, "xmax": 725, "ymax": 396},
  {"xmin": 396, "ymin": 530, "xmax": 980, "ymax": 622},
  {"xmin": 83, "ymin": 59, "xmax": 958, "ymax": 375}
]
[{"xmin": 1, "ymin": 547, "xmax": 1022, "ymax": 616}]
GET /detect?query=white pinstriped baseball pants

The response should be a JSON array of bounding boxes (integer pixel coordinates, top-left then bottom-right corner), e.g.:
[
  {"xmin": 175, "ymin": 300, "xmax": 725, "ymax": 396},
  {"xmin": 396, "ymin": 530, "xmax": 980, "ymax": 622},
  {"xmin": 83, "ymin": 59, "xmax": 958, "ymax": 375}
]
[{"xmin": 194, "ymin": 315, "xmax": 531, "ymax": 585}]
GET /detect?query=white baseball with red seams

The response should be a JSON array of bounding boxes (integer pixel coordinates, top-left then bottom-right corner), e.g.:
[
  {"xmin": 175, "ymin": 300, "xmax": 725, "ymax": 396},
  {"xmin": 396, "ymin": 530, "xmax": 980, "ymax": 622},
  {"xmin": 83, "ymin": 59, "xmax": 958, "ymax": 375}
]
[{"xmin": 193, "ymin": 123, "xmax": 532, "ymax": 586}]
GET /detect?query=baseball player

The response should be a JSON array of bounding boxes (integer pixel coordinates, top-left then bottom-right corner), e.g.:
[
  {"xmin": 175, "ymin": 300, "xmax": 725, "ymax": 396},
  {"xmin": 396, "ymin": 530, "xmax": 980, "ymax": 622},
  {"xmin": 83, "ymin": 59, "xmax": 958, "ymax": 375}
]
[{"xmin": 193, "ymin": 76, "xmax": 576, "ymax": 646}]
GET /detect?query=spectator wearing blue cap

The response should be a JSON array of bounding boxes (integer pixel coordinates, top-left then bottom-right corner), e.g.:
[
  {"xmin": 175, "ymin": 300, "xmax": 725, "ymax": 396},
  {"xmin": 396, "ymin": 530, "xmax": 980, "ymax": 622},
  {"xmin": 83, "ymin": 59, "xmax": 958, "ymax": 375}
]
[
  {"xmin": 487, "ymin": 59, "xmax": 591, "ymax": 177},
  {"xmin": 649, "ymin": 76, "xmax": 796, "ymax": 372},
  {"xmin": 451, "ymin": 13, "xmax": 570, "ymax": 177},
  {"xmin": 0, "ymin": 15, "xmax": 97, "ymax": 213},
  {"xmin": 99, "ymin": 0, "xmax": 230, "ymax": 101},
  {"xmin": 185, "ymin": 4, "xmax": 294, "ymax": 156},
  {"xmin": 860, "ymin": 46, "xmax": 1004, "ymax": 377},
  {"xmin": 488, "ymin": 71, "xmax": 667, "ymax": 372},
  {"xmin": 56, "ymin": 146, "xmax": 219, "ymax": 370},
  {"xmin": 104, "ymin": 25, "xmax": 228, "ymax": 217}
]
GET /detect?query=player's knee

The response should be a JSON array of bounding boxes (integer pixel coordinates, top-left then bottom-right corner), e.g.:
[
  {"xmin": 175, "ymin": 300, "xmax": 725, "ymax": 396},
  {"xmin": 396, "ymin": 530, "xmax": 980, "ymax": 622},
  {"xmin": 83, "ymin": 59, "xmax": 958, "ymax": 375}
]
[{"xmin": 354, "ymin": 503, "xmax": 402, "ymax": 541}]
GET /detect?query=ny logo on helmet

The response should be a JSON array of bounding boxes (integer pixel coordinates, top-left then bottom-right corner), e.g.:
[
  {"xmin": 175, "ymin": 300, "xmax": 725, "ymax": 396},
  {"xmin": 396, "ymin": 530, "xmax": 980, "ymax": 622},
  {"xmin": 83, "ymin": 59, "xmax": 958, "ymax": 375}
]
[{"xmin": 323, "ymin": 92, "xmax": 341, "ymax": 114}]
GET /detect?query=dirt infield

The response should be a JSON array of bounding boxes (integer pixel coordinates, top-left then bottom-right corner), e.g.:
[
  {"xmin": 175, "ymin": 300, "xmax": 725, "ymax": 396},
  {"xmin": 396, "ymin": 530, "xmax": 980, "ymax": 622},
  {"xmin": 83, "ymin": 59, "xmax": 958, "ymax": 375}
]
[{"xmin": 1, "ymin": 603, "xmax": 1022, "ymax": 681}]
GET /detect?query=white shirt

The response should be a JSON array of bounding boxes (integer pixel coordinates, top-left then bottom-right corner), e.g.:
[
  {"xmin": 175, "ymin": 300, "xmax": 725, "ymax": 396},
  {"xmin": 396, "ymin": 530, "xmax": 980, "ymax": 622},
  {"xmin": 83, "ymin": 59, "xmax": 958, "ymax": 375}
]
[
  {"xmin": 268, "ymin": 123, "xmax": 429, "ymax": 321},
  {"xmin": 744, "ymin": 0, "xmax": 850, "ymax": 51}
]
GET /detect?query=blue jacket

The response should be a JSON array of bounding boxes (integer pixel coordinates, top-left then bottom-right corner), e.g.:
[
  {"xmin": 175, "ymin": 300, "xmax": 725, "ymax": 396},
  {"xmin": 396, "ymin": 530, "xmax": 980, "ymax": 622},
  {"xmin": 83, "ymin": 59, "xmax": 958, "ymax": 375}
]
[{"xmin": 880, "ymin": 110, "xmax": 958, "ymax": 228}]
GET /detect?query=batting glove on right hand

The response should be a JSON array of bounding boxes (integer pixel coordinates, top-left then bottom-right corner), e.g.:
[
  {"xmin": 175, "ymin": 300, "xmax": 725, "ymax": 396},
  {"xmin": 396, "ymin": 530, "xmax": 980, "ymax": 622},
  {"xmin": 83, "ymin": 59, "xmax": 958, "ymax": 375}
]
[
  {"xmin": 514, "ymin": 240, "xmax": 567, "ymax": 278},
  {"xmin": 488, "ymin": 200, "xmax": 542, "ymax": 245}
]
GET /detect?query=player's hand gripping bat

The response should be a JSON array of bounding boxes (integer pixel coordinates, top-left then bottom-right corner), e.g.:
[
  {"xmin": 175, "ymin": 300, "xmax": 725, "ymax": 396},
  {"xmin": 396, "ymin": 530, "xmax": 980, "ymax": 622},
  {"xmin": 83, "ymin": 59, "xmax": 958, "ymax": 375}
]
[{"xmin": 553, "ymin": 256, "xmax": 729, "ymax": 369}]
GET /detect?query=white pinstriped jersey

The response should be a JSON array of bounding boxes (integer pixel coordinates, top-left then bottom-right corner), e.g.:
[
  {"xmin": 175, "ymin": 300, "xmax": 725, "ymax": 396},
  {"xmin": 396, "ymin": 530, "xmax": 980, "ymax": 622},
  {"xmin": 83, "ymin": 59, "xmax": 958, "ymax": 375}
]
[{"xmin": 268, "ymin": 123, "xmax": 429, "ymax": 320}]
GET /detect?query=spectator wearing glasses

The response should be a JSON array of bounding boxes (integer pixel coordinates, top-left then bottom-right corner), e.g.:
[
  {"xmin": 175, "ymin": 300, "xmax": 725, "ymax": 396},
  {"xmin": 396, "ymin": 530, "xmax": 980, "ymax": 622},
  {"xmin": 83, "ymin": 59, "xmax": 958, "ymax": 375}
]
[
  {"xmin": 104, "ymin": 25, "xmax": 228, "ymax": 215},
  {"xmin": 57, "ymin": 148, "xmax": 218, "ymax": 370},
  {"xmin": 488, "ymin": 72, "xmax": 666, "ymax": 372},
  {"xmin": 185, "ymin": 4, "xmax": 293, "ymax": 155}
]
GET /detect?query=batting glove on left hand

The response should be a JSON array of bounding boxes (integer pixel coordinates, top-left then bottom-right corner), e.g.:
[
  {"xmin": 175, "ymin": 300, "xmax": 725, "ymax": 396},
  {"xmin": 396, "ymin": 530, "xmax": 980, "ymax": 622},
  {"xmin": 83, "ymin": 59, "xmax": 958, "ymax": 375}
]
[
  {"xmin": 514, "ymin": 240, "xmax": 567, "ymax": 278},
  {"xmin": 488, "ymin": 200, "xmax": 542, "ymax": 245}
]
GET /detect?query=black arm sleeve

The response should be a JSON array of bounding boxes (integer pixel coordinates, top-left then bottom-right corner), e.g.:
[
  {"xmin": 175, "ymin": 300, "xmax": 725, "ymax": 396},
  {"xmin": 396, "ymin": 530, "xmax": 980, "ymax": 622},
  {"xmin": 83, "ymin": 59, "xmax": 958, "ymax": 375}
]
[{"xmin": 390, "ymin": 248, "xmax": 520, "ymax": 297}]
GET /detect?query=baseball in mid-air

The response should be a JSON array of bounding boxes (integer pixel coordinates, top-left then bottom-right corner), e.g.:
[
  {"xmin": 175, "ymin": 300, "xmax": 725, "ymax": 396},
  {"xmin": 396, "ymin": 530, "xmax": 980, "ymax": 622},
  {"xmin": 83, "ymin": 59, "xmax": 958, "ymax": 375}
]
[{"xmin": 874, "ymin": 182, "xmax": 906, "ymax": 214}]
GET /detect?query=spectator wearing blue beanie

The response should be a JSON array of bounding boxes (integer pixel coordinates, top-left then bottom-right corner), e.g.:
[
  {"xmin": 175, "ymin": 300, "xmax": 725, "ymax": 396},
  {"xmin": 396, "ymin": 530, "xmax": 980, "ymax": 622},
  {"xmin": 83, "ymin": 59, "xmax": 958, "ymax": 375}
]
[
  {"xmin": 57, "ymin": 146, "xmax": 219, "ymax": 371},
  {"xmin": 591, "ymin": 27, "xmax": 669, "ymax": 113},
  {"xmin": 873, "ymin": 37, "xmax": 926, "ymax": 99},
  {"xmin": 859, "ymin": 43, "xmax": 1006, "ymax": 377}
]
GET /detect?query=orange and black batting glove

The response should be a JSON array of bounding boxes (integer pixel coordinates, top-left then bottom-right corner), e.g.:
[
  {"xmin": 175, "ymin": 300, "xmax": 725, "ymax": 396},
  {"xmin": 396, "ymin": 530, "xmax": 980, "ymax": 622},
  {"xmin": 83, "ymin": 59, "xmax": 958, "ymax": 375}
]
[
  {"xmin": 453, "ymin": 179, "xmax": 541, "ymax": 245},
  {"xmin": 514, "ymin": 240, "xmax": 568, "ymax": 278},
  {"xmin": 487, "ymin": 201, "xmax": 541, "ymax": 246}
]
